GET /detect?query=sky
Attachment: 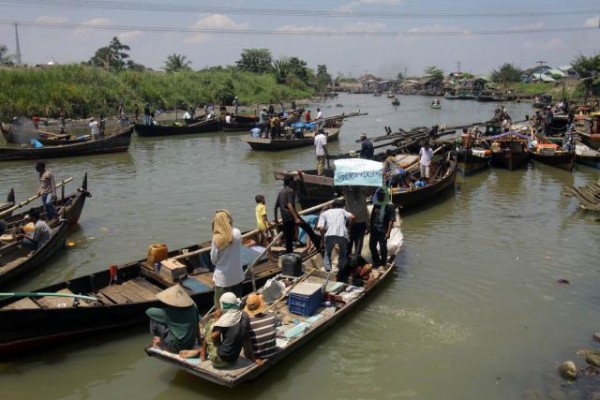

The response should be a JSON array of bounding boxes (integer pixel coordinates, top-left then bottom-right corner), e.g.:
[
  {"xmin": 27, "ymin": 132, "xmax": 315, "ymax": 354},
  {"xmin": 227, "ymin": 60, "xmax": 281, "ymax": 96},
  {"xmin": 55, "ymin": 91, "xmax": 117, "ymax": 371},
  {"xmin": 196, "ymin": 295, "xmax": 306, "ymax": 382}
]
[{"xmin": 0, "ymin": 0, "xmax": 598, "ymax": 78}]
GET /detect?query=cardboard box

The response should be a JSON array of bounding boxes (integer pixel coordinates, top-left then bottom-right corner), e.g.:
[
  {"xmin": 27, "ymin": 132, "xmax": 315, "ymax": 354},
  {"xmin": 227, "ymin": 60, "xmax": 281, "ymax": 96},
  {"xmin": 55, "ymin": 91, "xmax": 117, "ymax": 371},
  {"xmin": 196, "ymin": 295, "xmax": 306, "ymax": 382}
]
[{"xmin": 159, "ymin": 259, "xmax": 187, "ymax": 282}]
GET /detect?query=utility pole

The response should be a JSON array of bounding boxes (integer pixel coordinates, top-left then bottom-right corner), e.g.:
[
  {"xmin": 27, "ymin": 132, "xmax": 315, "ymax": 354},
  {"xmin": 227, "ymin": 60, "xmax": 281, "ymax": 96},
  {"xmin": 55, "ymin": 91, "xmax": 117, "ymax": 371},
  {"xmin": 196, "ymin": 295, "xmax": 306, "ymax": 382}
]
[
  {"xmin": 456, "ymin": 61, "xmax": 461, "ymax": 75},
  {"xmin": 14, "ymin": 23, "xmax": 22, "ymax": 66},
  {"xmin": 404, "ymin": 67, "xmax": 407, "ymax": 80}
]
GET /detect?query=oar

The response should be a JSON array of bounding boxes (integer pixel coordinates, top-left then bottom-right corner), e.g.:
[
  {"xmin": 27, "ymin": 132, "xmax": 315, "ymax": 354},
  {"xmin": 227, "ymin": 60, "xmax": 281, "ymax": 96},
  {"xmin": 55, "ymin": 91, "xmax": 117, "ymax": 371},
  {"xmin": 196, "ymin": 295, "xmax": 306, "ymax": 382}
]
[
  {"xmin": 0, "ymin": 177, "xmax": 74, "ymax": 219},
  {"xmin": 34, "ymin": 129, "xmax": 66, "ymax": 138},
  {"xmin": 246, "ymin": 231, "xmax": 284, "ymax": 292},
  {"xmin": 0, "ymin": 291, "xmax": 98, "ymax": 302}
]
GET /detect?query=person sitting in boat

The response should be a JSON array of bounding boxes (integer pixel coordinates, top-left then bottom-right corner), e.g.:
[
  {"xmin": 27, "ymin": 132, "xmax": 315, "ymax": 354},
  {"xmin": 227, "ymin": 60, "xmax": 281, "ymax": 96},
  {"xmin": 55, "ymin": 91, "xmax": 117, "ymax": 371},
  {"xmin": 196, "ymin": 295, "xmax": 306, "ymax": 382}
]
[
  {"xmin": 16, "ymin": 208, "xmax": 52, "ymax": 251},
  {"xmin": 224, "ymin": 112, "xmax": 232, "ymax": 124},
  {"xmin": 146, "ymin": 284, "xmax": 200, "ymax": 354},
  {"xmin": 183, "ymin": 110, "xmax": 192, "ymax": 121},
  {"xmin": 244, "ymin": 293, "xmax": 278, "ymax": 363},
  {"xmin": 432, "ymin": 98, "xmax": 440, "ymax": 106},
  {"xmin": 461, "ymin": 128, "xmax": 473, "ymax": 149},
  {"xmin": 180, "ymin": 292, "xmax": 255, "ymax": 368}
]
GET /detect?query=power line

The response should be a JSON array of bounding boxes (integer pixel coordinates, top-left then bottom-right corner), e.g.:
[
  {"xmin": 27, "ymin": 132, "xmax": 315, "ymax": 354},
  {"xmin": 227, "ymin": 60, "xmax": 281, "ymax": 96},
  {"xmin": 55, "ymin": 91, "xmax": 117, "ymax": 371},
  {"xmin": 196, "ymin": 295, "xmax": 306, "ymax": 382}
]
[
  {"xmin": 0, "ymin": 20, "xmax": 596, "ymax": 36},
  {"xmin": 0, "ymin": 0, "xmax": 598, "ymax": 19}
]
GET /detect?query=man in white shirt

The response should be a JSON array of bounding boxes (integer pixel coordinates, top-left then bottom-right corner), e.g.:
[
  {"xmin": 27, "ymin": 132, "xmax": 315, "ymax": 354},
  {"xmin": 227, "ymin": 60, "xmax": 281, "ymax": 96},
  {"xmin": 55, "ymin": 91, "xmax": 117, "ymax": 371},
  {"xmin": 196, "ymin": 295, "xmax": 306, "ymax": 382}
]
[
  {"xmin": 317, "ymin": 199, "xmax": 355, "ymax": 282},
  {"xmin": 315, "ymin": 108, "xmax": 323, "ymax": 121},
  {"xmin": 314, "ymin": 129, "xmax": 328, "ymax": 176},
  {"xmin": 89, "ymin": 118, "xmax": 100, "ymax": 140},
  {"xmin": 418, "ymin": 141, "xmax": 434, "ymax": 185}
]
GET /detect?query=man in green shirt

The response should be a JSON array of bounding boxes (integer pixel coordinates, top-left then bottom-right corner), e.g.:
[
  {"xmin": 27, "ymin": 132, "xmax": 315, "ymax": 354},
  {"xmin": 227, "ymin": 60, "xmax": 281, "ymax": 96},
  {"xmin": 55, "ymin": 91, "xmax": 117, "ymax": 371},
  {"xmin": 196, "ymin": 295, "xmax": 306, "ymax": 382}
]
[{"xmin": 146, "ymin": 284, "xmax": 200, "ymax": 353}]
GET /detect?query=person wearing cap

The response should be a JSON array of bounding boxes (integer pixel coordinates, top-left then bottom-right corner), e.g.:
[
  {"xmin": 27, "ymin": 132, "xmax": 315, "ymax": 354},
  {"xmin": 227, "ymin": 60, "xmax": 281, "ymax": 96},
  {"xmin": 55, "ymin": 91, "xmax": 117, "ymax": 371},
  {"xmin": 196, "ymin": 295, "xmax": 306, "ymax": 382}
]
[
  {"xmin": 244, "ymin": 293, "xmax": 277, "ymax": 362},
  {"xmin": 211, "ymin": 210, "xmax": 245, "ymax": 307},
  {"xmin": 180, "ymin": 292, "xmax": 254, "ymax": 368},
  {"xmin": 146, "ymin": 284, "xmax": 200, "ymax": 353},
  {"xmin": 16, "ymin": 208, "xmax": 53, "ymax": 251},
  {"xmin": 317, "ymin": 198, "xmax": 355, "ymax": 282},
  {"xmin": 359, "ymin": 133, "xmax": 374, "ymax": 160},
  {"xmin": 314, "ymin": 128, "xmax": 328, "ymax": 176},
  {"xmin": 35, "ymin": 161, "xmax": 57, "ymax": 221},
  {"xmin": 369, "ymin": 187, "xmax": 396, "ymax": 268},
  {"xmin": 88, "ymin": 117, "xmax": 100, "ymax": 140}
]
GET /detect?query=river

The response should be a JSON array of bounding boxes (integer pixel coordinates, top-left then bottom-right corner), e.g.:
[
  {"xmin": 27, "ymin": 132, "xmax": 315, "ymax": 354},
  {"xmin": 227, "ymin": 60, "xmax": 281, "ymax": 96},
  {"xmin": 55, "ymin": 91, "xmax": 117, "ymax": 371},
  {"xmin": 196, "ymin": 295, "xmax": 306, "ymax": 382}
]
[{"xmin": 0, "ymin": 93, "xmax": 599, "ymax": 399}]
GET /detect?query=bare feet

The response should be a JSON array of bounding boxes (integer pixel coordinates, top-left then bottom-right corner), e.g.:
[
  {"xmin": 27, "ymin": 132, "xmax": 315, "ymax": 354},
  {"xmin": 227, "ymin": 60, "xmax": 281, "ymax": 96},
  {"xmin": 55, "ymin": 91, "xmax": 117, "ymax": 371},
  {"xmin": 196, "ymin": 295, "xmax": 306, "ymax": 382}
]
[{"xmin": 152, "ymin": 336, "xmax": 161, "ymax": 349}]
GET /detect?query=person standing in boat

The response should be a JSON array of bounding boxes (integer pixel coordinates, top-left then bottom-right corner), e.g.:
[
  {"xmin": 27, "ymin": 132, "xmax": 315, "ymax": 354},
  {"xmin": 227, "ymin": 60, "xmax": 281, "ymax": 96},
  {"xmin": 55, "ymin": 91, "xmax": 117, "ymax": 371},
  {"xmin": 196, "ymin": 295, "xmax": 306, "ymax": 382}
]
[
  {"xmin": 359, "ymin": 133, "xmax": 374, "ymax": 160},
  {"xmin": 258, "ymin": 107, "xmax": 268, "ymax": 138},
  {"xmin": 210, "ymin": 210, "xmax": 245, "ymax": 307},
  {"xmin": 89, "ymin": 117, "xmax": 100, "ymax": 140},
  {"xmin": 544, "ymin": 106, "xmax": 553, "ymax": 137},
  {"xmin": 143, "ymin": 103, "xmax": 151, "ymax": 125},
  {"xmin": 317, "ymin": 198, "xmax": 355, "ymax": 283},
  {"xmin": 17, "ymin": 208, "xmax": 52, "ymax": 251},
  {"xmin": 369, "ymin": 188, "xmax": 396, "ymax": 268},
  {"xmin": 314, "ymin": 128, "xmax": 328, "ymax": 176},
  {"xmin": 35, "ymin": 161, "xmax": 57, "ymax": 221},
  {"xmin": 339, "ymin": 186, "xmax": 370, "ymax": 258},
  {"xmin": 274, "ymin": 175, "xmax": 300, "ymax": 254},
  {"xmin": 418, "ymin": 141, "xmax": 433, "ymax": 185},
  {"xmin": 232, "ymin": 97, "xmax": 239, "ymax": 116},
  {"xmin": 314, "ymin": 108, "xmax": 323, "ymax": 121},
  {"xmin": 146, "ymin": 284, "xmax": 200, "ymax": 353}
]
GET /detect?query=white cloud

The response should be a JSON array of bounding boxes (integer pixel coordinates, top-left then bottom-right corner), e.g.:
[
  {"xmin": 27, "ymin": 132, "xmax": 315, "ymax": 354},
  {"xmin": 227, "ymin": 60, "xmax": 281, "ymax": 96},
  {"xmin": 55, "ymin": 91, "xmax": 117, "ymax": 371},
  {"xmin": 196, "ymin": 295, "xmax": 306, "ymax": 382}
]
[
  {"xmin": 82, "ymin": 18, "xmax": 111, "ymax": 27},
  {"xmin": 118, "ymin": 31, "xmax": 142, "ymax": 42},
  {"xmin": 583, "ymin": 16, "xmax": 599, "ymax": 28},
  {"xmin": 524, "ymin": 38, "xmax": 565, "ymax": 50},
  {"xmin": 339, "ymin": 0, "xmax": 401, "ymax": 12},
  {"xmin": 275, "ymin": 25, "xmax": 332, "ymax": 34},
  {"xmin": 508, "ymin": 22, "xmax": 545, "ymax": 31},
  {"xmin": 35, "ymin": 16, "xmax": 68, "ymax": 24},
  {"xmin": 345, "ymin": 22, "xmax": 386, "ymax": 32},
  {"xmin": 185, "ymin": 14, "xmax": 249, "ymax": 44},
  {"xmin": 407, "ymin": 24, "xmax": 470, "ymax": 35},
  {"xmin": 274, "ymin": 21, "xmax": 385, "ymax": 35}
]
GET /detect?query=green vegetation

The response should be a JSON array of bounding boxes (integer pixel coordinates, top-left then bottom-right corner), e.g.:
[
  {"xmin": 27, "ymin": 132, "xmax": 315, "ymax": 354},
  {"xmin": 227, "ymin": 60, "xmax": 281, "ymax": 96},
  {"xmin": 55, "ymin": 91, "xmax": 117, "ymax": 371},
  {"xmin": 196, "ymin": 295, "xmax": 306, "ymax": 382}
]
[
  {"xmin": 0, "ymin": 44, "xmax": 14, "ymax": 65},
  {"xmin": 423, "ymin": 65, "xmax": 444, "ymax": 86},
  {"xmin": 164, "ymin": 54, "xmax": 192, "ymax": 73},
  {"xmin": 0, "ymin": 64, "xmax": 314, "ymax": 121}
]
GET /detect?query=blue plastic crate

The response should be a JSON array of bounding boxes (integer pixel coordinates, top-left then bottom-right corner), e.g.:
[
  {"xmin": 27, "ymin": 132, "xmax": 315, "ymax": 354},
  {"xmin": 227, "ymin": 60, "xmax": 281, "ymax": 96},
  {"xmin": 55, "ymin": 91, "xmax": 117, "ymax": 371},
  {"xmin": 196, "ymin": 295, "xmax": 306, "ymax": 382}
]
[{"xmin": 288, "ymin": 282, "xmax": 323, "ymax": 316}]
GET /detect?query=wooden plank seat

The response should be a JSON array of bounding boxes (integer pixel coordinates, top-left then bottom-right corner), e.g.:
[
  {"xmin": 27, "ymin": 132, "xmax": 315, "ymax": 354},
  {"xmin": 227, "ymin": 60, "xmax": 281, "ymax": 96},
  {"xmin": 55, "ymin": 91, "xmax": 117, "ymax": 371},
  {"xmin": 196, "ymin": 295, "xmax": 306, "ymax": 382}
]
[{"xmin": 3, "ymin": 297, "xmax": 41, "ymax": 310}]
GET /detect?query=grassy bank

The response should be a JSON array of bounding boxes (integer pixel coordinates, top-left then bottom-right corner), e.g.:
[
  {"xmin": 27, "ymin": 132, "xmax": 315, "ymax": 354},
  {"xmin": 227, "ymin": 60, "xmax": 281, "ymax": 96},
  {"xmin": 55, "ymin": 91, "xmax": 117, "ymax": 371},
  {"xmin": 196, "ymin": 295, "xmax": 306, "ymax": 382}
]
[{"xmin": 0, "ymin": 65, "xmax": 314, "ymax": 121}]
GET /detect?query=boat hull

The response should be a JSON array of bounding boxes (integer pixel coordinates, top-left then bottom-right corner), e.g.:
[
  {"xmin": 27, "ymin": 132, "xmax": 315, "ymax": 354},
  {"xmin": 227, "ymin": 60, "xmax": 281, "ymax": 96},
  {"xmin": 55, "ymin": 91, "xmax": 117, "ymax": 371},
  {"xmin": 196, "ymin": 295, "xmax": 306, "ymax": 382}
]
[
  {"xmin": 491, "ymin": 150, "xmax": 530, "ymax": 170},
  {"xmin": 529, "ymin": 150, "xmax": 576, "ymax": 171},
  {"xmin": 241, "ymin": 129, "xmax": 340, "ymax": 151},
  {"xmin": 455, "ymin": 149, "xmax": 491, "ymax": 175},
  {"xmin": 0, "ymin": 126, "xmax": 133, "ymax": 161},
  {"xmin": 135, "ymin": 120, "xmax": 220, "ymax": 137}
]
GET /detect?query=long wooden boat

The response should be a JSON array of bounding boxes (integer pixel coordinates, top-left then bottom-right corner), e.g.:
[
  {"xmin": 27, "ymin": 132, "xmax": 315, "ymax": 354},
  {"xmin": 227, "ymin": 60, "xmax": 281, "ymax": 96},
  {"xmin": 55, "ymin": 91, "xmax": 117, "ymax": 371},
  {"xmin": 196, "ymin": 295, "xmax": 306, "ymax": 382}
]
[
  {"xmin": 0, "ymin": 174, "xmax": 91, "ymax": 229},
  {"xmin": 455, "ymin": 147, "xmax": 492, "ymax": 175},
  {"xmin": 0, "ymin": 189, "xmax": 15, "ymax": 216},
  {"xmin": 568, "ymin": 179, "xmax": 600, "ymax": 211},
  {"xmin": 220, "ymin": 115, "xmax": 258, "ymax": 132},
  {"xmin": 575, "ymin": 143, "xmax": 600, "ymax": 169},
  {"xmin": 0, "ymin": 199, "xmax": 331, "ymax": 356},
  {"xmin": 390, "ymin": 152, "xmax": 457, "ymax": 209},
  {"xmin": 135, "ymin": 119, "xmax": 221, "ymax": 137},
  {"xmin": 484, "ymin": 131, "xmax": 530, "ymax": 171},
  {"xmin": 528, "ymin": 143, "xmax": 575, "ymax": 171},
  {"xmin": 145, "ymin": 238, "xmax": 400, "ymax": 387},
  {"xmin": 578, "ymin": 113, "xmax": 600, "ymax": 150},
  {"xmin": 0, "ymin": 220, "xmax": 69, "ymax": 288},
  {"xmin": 241, "ymin": 128, "xmax": 340, "ymax": 151},
  {"xmin": 0, "ymin": 125, "xmax": 133, "ymax": 161}
]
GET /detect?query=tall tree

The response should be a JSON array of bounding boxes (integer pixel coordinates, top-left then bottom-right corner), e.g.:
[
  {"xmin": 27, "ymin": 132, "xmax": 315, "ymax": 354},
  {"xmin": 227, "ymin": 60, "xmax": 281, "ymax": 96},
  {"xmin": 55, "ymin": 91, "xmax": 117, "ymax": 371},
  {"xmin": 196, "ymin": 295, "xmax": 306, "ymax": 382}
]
[
  {"xmin": 235, "ymin": 48, "xmax": 273, "ymax": 74},
  {"xmin": 423, "ymin": 65, "xmax": 444, "ymax": 87},
  {"xmin": 287, "ymin": 57, "xmax": 310, "ymax": 85},
  {"xmin": 571, "ymin": 53, "xmax": 600, "ymax": 100},
  {"xmin": 88, "ymin": 37, "xmax": 132, "ymax": 71},
  {"xmin": 491, "ymin": 63, "xmax": 522, "ymax": 84},
  {"xmin": 315, "ymin": 64, "xmax": 332, "ymax": 92},
  {"xmin": 164, "ymin": 53, "xmax": 192, "ymax": 73},
  {"xmin": 0, "ymin": 44, "xmax": 14, "ymax": 65},
  {"xmin": 272, "ymin": 58, "xmax": 291, "ymax": 84}
]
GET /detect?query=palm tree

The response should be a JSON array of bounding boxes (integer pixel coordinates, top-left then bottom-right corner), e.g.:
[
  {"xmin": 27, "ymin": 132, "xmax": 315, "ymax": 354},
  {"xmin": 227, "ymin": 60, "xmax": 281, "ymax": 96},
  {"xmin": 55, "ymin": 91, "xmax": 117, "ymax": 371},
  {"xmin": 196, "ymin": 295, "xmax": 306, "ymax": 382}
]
[{"xmin": 164, "ymin": 54, "xmax": 192, "ymax": 73}]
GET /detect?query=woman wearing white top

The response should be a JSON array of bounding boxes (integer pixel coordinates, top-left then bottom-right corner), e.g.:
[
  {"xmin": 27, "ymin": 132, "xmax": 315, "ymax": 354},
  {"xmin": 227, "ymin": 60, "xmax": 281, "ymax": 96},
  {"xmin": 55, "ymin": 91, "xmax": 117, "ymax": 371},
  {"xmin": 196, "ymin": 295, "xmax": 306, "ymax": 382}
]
[{"xmin": 210, "ymin": 210, "xmax": 245, "ymax": 308}]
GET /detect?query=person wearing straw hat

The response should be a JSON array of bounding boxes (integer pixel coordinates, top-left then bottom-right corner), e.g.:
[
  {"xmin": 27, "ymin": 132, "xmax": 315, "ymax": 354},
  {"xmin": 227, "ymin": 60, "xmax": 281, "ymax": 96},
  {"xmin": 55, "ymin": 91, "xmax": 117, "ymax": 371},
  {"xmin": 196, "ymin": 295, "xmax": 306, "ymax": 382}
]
[
  {"xmin": 145, "ymin": 284, "xmax": 200, "ymax": 353},
  {"xmin": 210, "ymin": 210, "xmax": 244, "ymax": 308},
  {"xmin": 369, "ymin": 187, "xmax": 396, "ymax": 268},
  {"xmin": 244, "ymin": 293, "xmax": 277, "ymax": 362},
  {"xmin": 180, "ymin": 292, "xmax": 256, "ymax": 368}
]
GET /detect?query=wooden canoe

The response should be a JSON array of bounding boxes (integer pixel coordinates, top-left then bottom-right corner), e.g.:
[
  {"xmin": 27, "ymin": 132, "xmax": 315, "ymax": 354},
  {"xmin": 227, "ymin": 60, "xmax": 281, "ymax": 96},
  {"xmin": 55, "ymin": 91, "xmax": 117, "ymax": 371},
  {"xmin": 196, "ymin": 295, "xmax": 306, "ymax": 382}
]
[
  {"xmin": 528, "ymin": 146, "xmax": 576, "ymax": 171},
  {"xmin": 0, "ymin": 220, "xmax": 69, "ymax": 288},
  {"xmin": 241, "ymin": 128, "xmax": 340, "ymax": 151},
  {"xmin": 568, "ymin": 179, "xmax": 600, "ymax": 211},
  {"xmin": 145, "ymin": 254, "xmax": 398, "ymax": 388},
  {"xmin": 0, "ymin": 200, "xmax": 331, "ymax": 356},
  {"xmin": 484, "ymin": 131, "xmax": 531, "ymax": 171},
  {"xmin": 0, "ymin": 125, "xmax": 133, "ymax": 161},
  {"xmin": 134, "ymin": 119, "xmax": 221, "ymax": 137},
  {"xmin": 575, "ymin": 143, "xmax": 600, "ymax": 169},
  {"xmin": 0, "ymin": 174, "xmax": 91, "ymax": 228},
  {"xmin": 454, "ymin": 148, "xmax": 492, "ymax": 175}
]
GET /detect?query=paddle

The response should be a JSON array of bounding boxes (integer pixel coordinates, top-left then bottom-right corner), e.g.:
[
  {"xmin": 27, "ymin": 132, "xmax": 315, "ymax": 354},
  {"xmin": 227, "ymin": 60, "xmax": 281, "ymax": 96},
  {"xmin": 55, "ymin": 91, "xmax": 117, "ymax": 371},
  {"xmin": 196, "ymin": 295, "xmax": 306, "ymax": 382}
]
[
  {"xmin": 0, "ymin": 291, "xmax": 98, "ymax": 302},
  {"xmin": 0, "ymin": 177, "xmax": 74, "ymax": 219}
]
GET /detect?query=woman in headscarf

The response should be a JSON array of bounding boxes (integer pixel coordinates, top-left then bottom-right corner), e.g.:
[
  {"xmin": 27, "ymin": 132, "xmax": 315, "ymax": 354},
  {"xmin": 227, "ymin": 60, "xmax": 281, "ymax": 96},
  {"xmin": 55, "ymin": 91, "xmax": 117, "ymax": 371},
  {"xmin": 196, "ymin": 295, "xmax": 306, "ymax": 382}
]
[{"xmin": 210, "ymin": 210, "xmax": 245, "ymax": 307}]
